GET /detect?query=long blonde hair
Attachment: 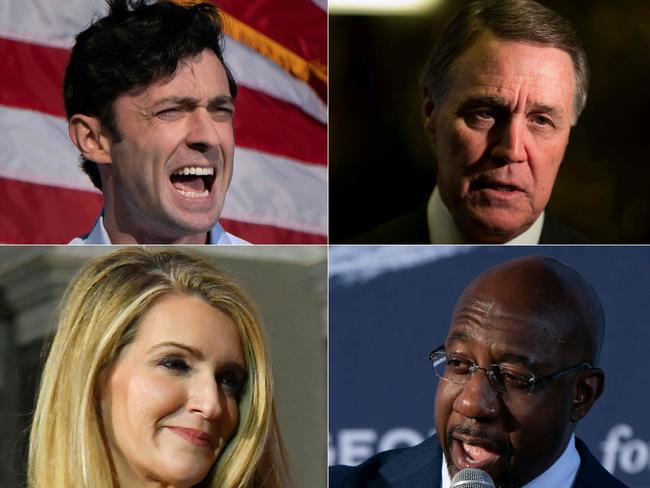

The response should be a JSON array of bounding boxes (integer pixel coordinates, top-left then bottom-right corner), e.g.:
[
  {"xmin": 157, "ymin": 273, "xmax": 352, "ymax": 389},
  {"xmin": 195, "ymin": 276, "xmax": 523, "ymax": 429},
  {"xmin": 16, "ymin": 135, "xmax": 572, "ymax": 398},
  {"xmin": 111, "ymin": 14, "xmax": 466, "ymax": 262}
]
[{"xmin": 28, "ymin": 247, "xmax": 290, "ymax": 488}]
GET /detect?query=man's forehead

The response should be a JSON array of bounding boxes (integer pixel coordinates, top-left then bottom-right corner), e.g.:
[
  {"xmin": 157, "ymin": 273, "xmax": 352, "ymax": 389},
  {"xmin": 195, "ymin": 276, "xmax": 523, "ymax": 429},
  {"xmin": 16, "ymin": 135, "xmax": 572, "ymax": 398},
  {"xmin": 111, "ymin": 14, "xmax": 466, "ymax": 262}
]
[
  {"xmin": 450, "ymin": 289, "xmax": 568, "ymax": 337},
  {"xmin": 446, "ymin": 294, "xmax": 570, "ymax": 368},
  {"xmin": 445, "ymin": 32, "xmax": 575, "ymax": 112},
  {"xmin": 124, "ymin": 50, "xmax": 230, "ymax": 106},
  {"xmin": 447, "ymin": 257, "xmax": 594, "ymax": 351}
]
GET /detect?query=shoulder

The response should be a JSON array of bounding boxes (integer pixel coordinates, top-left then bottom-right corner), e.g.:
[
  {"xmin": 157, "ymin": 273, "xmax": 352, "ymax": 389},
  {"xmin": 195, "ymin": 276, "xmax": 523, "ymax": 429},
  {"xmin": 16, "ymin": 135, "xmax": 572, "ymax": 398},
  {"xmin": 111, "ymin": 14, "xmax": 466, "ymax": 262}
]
[
  {"xmin": 574, "ymin": 437, "xmax": 629, "ymax": 487},
  {"xmin": 346, "ymin": 202, "xmax": 430, "ymax": 244},
  {"xmin": 329, "ymin": 435, "xmax": 442, "ymax": 488},
  {"xmin": 540, "ymin": 211, "xmax": 590, "ymax": 244}
]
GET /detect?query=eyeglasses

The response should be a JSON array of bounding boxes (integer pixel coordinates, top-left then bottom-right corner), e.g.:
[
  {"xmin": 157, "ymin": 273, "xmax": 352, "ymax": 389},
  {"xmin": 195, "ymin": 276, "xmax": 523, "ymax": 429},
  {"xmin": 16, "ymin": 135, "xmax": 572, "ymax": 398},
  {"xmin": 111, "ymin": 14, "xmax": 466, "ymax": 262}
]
[{"xmin": 429, "ymin": 345, "xmax": 591, "ymax": 395}]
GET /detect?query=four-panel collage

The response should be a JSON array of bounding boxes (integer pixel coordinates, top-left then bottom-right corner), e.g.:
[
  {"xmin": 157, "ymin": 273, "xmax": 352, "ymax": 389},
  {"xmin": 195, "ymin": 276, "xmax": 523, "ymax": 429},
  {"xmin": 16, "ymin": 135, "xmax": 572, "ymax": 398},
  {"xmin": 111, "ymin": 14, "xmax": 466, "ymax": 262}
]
[{"xmin": 0, "ymin": 0, "xmax": 648, "ymax": 487}]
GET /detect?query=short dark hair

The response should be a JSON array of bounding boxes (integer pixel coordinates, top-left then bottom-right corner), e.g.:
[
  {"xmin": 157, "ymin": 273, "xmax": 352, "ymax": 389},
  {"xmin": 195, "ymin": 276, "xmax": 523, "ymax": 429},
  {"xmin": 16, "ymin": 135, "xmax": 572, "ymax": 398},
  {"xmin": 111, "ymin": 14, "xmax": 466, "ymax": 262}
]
[
  {"xmin": 64, "ymin": 0, "xmax": 237, "ymax": 189},
  {"xmin": 421, "ymin": 0, "xmax": 588, "ymax": 125}
]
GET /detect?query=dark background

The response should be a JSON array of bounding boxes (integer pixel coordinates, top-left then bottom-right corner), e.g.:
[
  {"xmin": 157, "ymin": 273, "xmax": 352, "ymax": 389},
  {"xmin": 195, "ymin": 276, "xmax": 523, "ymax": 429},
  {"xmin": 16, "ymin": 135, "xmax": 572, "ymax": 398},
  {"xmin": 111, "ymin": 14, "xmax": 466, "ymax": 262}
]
[
  {"xmin": 329, "ymin": 0, "xmax": 650, "ymax": 243},
  {"xmin": 329, "ymin": 245, "xmax": 650, "ymax": 487}
]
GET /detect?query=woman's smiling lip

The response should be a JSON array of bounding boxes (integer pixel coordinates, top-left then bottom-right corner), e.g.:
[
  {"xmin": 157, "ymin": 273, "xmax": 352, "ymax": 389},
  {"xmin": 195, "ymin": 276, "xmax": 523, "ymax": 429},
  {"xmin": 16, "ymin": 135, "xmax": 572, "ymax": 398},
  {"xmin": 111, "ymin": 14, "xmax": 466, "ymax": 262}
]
[{"xmin": 167, "ymin": 426, "xmax": 213, "ymax": 448}]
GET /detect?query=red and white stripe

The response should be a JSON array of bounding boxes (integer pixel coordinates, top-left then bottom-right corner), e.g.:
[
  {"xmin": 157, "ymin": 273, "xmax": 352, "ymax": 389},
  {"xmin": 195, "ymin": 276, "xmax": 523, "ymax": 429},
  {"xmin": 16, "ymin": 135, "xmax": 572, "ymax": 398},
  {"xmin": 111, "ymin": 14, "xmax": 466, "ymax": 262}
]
[{"xmin": 0, "ymin": 0, "xmax": 327, "ymax": 243}]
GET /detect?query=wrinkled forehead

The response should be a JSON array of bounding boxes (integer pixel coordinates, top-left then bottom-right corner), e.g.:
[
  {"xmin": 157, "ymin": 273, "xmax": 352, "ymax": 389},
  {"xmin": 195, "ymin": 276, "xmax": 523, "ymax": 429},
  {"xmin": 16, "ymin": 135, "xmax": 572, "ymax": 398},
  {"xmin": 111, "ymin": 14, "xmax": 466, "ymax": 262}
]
[
  {"xmin": 121, "ymin": 49, "xmax": 230, "ymax": 106},
  {"xmin": 447, "ymin": 290, "xmax": 575, "ymax": 365},
  {"xmin": 446, "ymin": 258, "xmax": 594, "ymax": 362},
  {"xmin": 444, "ymin": 32, "xmax": 576, "ymax": 118}
]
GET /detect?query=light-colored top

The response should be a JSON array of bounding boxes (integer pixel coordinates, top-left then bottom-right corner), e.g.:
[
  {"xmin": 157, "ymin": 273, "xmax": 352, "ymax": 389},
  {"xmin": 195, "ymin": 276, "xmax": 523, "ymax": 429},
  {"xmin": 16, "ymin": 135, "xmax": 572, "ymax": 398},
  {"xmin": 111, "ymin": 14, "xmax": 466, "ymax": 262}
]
[
  {"xmin": 68, "ymin": 213, "xmax": 249, "ymax": 245},
  {"xmin": 427, "ymin": 186, "xmax": 544, "ymax": 244},
  {"xmin": 441, "ymin": 434, "xmax": 580, "ymax": 488}
]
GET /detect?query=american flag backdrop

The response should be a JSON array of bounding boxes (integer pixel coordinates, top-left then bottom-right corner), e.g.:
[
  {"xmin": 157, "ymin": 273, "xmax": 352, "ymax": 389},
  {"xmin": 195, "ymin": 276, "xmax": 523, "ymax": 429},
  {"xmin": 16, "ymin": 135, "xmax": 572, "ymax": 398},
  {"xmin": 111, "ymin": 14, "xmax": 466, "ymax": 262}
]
[{"xmin": 0, "ymin": 0, "xmax": 327, "ymax": 244}]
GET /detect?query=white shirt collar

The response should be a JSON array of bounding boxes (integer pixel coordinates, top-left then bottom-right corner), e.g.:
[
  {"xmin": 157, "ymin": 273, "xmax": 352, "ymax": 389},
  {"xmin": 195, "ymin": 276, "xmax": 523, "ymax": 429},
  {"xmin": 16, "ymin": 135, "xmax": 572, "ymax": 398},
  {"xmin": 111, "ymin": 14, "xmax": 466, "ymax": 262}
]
[
  {"xmin": 68, "ymin": 212, "xmax": 249, "ymax": 245},
  {"xmin": 440, "ymin": 434, "xmax": 580, "ymax": 488},
  {"xmin": 426, "ymin": 186, "xmax": 544, "ymax": 244}
]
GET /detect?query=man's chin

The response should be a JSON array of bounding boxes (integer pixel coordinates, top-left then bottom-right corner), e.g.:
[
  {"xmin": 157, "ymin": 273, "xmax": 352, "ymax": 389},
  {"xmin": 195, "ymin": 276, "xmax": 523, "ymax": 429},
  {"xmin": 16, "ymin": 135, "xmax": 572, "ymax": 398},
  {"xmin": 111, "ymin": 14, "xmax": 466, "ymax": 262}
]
[
  {"xmin": 454, "ymin": 206, "xmax": 537, "ymax": 243},
  {"xmin": 162, "ymin": 195, "xmax": 223, "ymax": 231},
  {"xmin": 155, "ymin": 207, "xmax": 221, "ymax": 242}
]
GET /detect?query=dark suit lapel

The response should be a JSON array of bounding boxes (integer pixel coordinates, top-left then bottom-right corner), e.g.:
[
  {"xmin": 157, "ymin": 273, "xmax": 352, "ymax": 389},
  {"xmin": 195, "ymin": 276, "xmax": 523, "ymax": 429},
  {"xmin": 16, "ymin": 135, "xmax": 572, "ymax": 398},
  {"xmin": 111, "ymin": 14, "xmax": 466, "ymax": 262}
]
[
  {"xmin": 540, "ymin": 210, "xmax": 589, "ymax": 244},
  {"xmin": 573, "ymin": 437, "xmax": 627, "ymax": 487},
  {"xmin": 378, "ymin": 435, "xmax": 443, "ymax": 487}
]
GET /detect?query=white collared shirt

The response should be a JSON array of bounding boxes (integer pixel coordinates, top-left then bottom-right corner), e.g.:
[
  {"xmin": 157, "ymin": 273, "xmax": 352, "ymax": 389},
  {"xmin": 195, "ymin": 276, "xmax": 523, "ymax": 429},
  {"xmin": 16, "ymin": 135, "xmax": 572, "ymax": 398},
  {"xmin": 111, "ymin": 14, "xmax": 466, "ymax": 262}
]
[
  {"xmin": 441, "ymin": 434, "xmax": 581, "ymax": 488},
  {"xmin": 426, "ymin": 186, "xmax": 544, "ymax": 244},
  {"xmin": 68, "ymin": 212, "xmax": 249, "ymax": 245}
]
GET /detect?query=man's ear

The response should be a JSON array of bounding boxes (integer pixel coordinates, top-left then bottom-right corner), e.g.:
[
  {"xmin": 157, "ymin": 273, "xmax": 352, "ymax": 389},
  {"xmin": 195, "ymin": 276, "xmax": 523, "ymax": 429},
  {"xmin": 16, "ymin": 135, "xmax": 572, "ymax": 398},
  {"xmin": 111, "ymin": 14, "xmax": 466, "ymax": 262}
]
[
  {"xmin": 570, "ymin": 367, "xmax": 604, "ymax": 422},
  {"xmin": 422, "ymin": 86, "xmax": 436, "ymax": 144},
  {"xmin": 68, "ymin": 114, "xmax": 113, "ymax": 165}
]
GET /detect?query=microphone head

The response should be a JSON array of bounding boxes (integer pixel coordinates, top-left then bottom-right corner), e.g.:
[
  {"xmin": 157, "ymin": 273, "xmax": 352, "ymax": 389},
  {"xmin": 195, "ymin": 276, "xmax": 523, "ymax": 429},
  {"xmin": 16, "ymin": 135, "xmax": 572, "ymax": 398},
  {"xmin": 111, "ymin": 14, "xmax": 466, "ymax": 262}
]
[{"xmin": 450, "ymin": 468, "xmax": 496, "ymax": 488}]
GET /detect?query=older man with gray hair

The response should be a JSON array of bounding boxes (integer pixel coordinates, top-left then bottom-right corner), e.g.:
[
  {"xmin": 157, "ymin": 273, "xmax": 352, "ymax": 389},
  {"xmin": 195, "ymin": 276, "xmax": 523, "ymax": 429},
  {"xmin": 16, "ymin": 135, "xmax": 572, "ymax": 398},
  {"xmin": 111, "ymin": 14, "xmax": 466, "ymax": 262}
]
[{"xmin": 353, "ymin": 0, "xmax": 589, "ymax": 244}]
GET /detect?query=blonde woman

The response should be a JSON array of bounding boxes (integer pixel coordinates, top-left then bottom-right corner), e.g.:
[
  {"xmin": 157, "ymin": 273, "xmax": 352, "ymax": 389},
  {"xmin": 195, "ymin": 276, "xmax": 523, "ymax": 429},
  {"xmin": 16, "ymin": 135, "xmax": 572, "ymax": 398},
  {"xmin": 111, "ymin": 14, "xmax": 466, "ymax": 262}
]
[{"xmin": 28, "ymin": 248, "xmax": 291, "ymax": 487}]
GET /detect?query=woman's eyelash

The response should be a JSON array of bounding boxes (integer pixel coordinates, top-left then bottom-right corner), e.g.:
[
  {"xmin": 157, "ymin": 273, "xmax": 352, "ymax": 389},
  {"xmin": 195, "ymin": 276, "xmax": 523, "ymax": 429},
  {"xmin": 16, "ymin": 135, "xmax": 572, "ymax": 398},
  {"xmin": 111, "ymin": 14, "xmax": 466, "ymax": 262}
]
[
  {"xmin": 158, "ymin": 355, "xmax": 190, "ymax": 373},
  {"xmin": 218, "ymin": 371, "xmax": 247, "ymax": 397}
]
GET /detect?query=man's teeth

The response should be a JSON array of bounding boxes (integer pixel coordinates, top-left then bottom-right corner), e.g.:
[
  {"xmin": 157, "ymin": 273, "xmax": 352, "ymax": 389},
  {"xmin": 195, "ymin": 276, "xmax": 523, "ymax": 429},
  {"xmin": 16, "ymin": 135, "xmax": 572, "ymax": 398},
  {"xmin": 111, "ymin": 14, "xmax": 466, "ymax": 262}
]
[
  {"xmin": 463, "ymin": 443, "xmax": 499, "ymax": 463},
  {"xmin": 177, "ymin": 189, "xmax": 209, "ymax": 198},
  {"xmin": 172, "ymin": 167, "xmax": 214, "ymax": 176}
]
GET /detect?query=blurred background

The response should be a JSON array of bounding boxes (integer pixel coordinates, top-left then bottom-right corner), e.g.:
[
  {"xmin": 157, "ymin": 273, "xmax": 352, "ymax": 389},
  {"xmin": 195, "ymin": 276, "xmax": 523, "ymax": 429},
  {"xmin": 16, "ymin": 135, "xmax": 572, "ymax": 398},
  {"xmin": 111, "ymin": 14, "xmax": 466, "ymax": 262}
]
[
  {"xmin": 329, "ymin": 245, "xmax": 650, "ymax": 487},
  {"xmin": 330, "ymin": 0, "xmax": 650, "ymax": 243},
  {"xmin": 0, "ymin": 246, "xmax": 326, "ymax": 487}
]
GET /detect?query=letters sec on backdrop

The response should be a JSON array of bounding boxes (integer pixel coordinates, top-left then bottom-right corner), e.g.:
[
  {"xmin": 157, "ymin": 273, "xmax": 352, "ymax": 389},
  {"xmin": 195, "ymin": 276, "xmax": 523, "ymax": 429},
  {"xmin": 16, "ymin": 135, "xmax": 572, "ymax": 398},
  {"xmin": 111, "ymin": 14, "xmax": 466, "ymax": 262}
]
[{"xmin": 329, "ymin": 424, "xmax": 650, "ymax": 478}]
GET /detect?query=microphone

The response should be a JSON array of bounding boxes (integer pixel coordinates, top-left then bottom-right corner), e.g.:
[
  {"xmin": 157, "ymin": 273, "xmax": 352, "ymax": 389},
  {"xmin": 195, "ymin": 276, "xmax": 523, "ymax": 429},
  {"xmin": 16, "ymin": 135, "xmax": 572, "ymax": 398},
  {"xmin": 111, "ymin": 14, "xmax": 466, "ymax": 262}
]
[{"xmin": 450, "ymin": 468, "xmax": 495, "ymax": 488}]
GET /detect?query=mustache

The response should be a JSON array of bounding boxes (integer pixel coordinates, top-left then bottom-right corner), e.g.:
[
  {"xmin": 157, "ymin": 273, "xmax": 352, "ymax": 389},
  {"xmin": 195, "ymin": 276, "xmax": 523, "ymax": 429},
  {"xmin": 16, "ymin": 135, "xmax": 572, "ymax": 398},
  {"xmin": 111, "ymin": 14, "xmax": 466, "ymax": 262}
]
[{"xmin": 447, "ymin": 424, "xmax": 511, "ymax": 456}]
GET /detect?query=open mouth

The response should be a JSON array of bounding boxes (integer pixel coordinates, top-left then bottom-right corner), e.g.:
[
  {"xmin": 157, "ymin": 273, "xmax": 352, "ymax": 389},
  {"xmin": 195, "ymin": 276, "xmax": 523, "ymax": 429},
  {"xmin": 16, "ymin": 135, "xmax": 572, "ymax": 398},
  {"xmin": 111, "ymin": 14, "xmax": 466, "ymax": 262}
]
[
  {"xmin": 449, "ymin": 432, "xmax": 508, "ymax": 474},
  {"xmin": 170, "ymin": 166, "xmax": 216, "ymax": 198}
]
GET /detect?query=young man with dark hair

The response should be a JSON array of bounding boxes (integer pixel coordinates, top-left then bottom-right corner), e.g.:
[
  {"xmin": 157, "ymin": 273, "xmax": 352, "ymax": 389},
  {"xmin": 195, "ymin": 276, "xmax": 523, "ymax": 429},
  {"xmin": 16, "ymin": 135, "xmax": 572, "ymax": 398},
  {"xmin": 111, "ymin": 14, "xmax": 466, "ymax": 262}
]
[{"xmin": 66, "ymin": 0, "xmax": 245, "ymax": 244}]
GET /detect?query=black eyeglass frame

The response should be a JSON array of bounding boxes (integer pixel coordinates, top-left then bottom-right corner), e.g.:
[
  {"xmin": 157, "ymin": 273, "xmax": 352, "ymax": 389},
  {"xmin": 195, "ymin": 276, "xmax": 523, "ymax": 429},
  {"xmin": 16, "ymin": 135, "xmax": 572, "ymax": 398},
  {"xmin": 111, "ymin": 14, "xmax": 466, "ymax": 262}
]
[{"xmin": 428, "ymin": 345, "xmax": 592, "ymax": 394}]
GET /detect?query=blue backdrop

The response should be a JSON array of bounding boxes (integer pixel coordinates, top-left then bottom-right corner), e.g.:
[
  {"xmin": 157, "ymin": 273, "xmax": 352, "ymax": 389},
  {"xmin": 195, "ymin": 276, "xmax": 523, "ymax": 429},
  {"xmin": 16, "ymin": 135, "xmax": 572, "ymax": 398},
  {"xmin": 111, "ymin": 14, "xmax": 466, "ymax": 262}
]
[{"xmin": 329, "ymin": 246, "xmax": 650, "ymax": 487}]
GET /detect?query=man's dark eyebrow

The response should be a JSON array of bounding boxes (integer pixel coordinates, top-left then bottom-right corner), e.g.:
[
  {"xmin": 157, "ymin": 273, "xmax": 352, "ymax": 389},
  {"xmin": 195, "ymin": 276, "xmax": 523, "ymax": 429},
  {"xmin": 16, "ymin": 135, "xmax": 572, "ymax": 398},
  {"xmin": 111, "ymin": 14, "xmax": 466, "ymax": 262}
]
[
  {"xmin": 445, "ymin": 331, "xmax": 553, "ymax": 371},
  {"xmin": 207, "ymin": 95, "xmax": 235, "ymax": 109},
  {"xmin": 152, "ymin": 95, "xmax": 234, "ymax": 109},
  {"xmin": 497, "ymin": 352, "xmax": 536, "ymax": 370},
  {"xmin": 456, "ymin": 95, "xmax": 509, "ymax": 112},
  {"xmin": 528, "ymin": 103, "xmax": 564, "ymax": 118},
  {"xmin": 446, "ymin": 329, "xmax": 472, "ymax": 345},
  {"xmin": 151, "ymin": 96, "xmax": 198, "ymax": 109}
]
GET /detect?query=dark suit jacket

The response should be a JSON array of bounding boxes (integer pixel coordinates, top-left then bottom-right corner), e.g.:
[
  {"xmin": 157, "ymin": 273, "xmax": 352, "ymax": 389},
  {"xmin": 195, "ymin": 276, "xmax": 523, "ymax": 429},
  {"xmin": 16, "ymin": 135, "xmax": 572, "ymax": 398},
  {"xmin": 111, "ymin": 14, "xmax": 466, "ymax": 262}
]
[
  {"xmin": 329, "ymin": 435, "xmax": 628, "ymax": 487},
  {"xmin": 348, "ymin": 202, "xmax": 588, "ymax": 244}
]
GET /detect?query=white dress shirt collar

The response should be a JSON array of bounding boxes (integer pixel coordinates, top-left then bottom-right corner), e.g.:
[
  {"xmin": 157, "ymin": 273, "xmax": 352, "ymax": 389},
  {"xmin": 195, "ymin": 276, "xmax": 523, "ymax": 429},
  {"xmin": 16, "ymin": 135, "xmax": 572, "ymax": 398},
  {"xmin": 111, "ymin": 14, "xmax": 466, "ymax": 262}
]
[
  {"xmin": 441, "ymin": 434, "xmax": 580, "ymax": 488},
  {"xmin": 426, "ymin": 186, "xmax": 544, "ymax": 244},
  {"xmin": 68, "ymin": 212, "xmax": 249, "ymax": 245}
]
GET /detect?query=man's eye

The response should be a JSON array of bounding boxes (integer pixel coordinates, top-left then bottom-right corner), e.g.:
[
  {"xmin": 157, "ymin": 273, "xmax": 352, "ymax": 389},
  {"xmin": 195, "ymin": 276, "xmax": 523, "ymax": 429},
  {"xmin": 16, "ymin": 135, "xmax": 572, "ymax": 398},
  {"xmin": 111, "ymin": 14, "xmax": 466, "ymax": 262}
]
[
  {"xmin": 446, "ymin": 357, "xmax": 472, "ymax": 373},
  {"xmin": 156, "ymin": 108, "xmax": 183, "ymax": 119},
  {"xmin": 464, "ymin": 109, "xmax": 496, "ymax": 128},
  {"xmin": 499, "ymin": 369, "xmax": 533, "ymax": 389},
  {"xmin": 210, "ymin": 106, "xmax": 234, "ymax": 119},
  {"xmin": 158, "ymin": 356, "xmax": 190, "ymax": 373},
  {"xmin": 530, "ymin": 115, "xmax": 553, "ymax": 127},
  {"xmin": 473, "ymin": 109, "xmax": 494, "ymax": 119}
]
